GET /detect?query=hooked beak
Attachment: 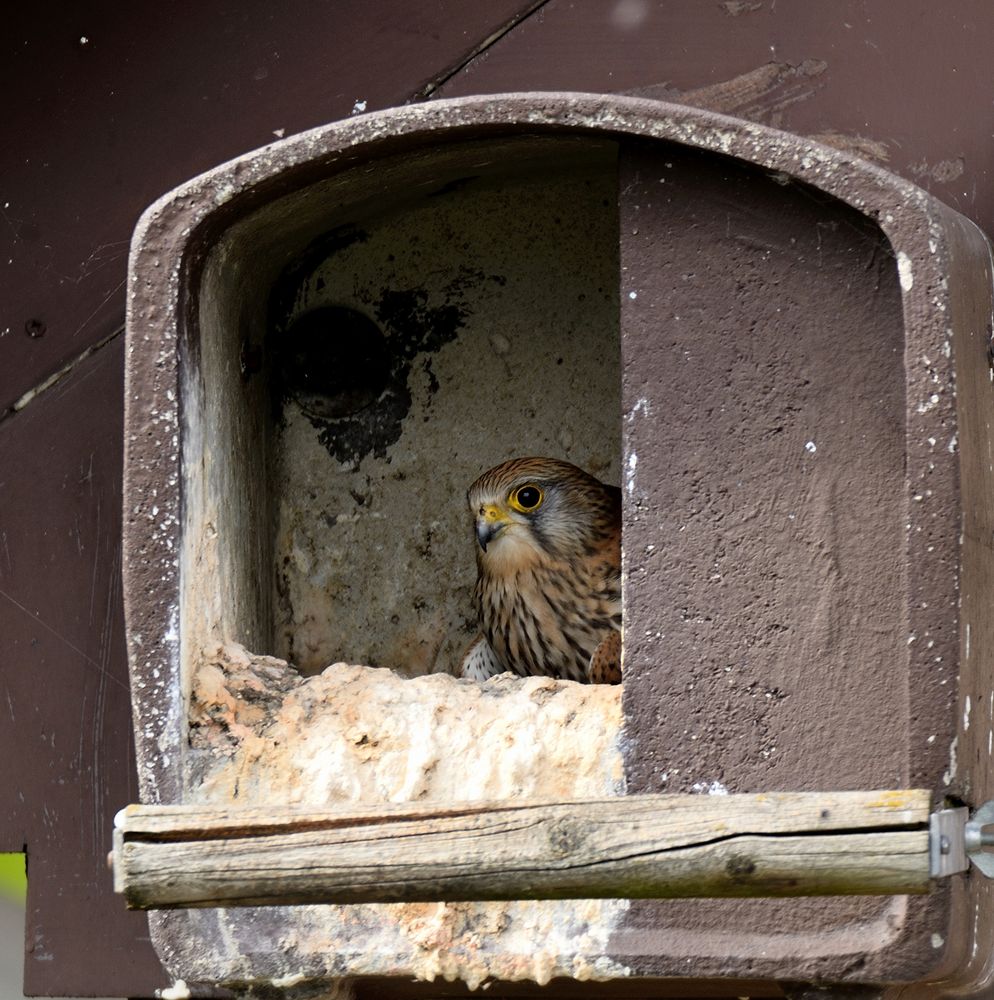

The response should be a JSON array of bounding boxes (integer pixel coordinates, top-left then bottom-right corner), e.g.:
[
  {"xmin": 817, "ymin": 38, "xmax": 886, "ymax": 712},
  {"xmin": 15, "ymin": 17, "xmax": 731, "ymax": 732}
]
[{"xmin": 476, "ymin": 505, "xmax": 510, "ymax": 552}]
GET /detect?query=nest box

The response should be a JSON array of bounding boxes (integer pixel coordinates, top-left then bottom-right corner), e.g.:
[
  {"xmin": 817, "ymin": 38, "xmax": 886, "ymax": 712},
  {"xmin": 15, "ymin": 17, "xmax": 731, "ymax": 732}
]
[{"xmin": 121, "ymin": 93, "xmax": 994, "ymax": 993}]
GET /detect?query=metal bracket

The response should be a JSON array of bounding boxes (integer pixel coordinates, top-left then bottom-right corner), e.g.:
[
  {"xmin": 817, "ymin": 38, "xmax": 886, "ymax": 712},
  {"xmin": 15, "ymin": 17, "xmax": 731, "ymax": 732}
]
[
  {"xmin": 930, "ymin": 806, "xmax": 968, "ymax": 877},
  {"xmin": 930, "ymin": 801, "xmax": 994, "ymax": 878}
]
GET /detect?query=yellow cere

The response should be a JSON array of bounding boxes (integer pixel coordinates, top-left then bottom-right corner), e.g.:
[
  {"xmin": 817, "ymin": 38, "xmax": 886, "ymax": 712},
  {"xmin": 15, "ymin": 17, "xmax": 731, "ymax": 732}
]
[{"xmin": 483, "ymin": 504, "xmax": 510, "ymax": 524}]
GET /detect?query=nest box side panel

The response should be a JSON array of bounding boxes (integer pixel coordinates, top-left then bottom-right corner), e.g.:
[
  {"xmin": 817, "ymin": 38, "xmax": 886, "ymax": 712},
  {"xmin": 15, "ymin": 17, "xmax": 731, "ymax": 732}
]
[{"xmin": 617, "ymin": 139, "xmax": 910, "ymax": 978}]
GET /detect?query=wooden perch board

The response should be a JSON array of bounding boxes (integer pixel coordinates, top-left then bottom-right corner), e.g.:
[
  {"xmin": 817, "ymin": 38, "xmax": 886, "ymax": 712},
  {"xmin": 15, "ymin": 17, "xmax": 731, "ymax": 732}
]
[{"xmin": 113, "ymin": 790, "xmax": 932, "ymax": 910}]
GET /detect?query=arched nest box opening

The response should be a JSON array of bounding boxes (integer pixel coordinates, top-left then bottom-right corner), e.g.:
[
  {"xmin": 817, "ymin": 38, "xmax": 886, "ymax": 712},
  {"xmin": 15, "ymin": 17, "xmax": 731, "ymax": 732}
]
[
  {"xmin": 122, "ymin": 94, "xmax": 994, "ymax": 990},
  {"xmin": 259, "ymin": 142, "xmax": 621, "ymax": 675}
]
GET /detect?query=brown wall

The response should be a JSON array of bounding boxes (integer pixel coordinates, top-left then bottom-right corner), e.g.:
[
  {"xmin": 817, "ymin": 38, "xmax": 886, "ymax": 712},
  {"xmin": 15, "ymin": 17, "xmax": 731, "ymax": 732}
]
[{"xmin": 3, "ymin": 2, "xmax": 993, "ymax": 996}]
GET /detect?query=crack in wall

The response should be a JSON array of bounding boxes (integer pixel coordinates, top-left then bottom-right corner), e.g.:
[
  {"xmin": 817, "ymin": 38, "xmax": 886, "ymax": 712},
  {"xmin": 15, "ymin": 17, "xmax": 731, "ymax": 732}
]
[
  {"xmin": 409, "ymin": 0, "xmax": 555, "ymax": 102},
  {"xmin": 1, "ymin": 325, "xmax": 123, "ymax": 425}
]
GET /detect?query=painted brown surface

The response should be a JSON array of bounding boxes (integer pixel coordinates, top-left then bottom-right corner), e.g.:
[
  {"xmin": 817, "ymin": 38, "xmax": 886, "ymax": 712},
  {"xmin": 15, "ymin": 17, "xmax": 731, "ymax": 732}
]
[
  {"xmin": 0, "ymin": 3, "xmax": 542, "ymax": 995},
  {"xmin": 912, "ymin": 207, "xmax": 994, "ymax": 1000},
  {"xmin": 0, "ymin": 0, "xmax": 541, "ymax": 417},
  {"xmin": 436, "ymin": 0, "xmax": 994, "ymax": 235},
  {"xmin": 0, "ymin": 339, "xmax": 163, "ymax": 995},
  {"xmin": 5, "ymin": 2, "xmax": 994, "ymax": 998},
  {"xmin": 616, "ymin": 141, "xmax": 918, "ymax": 982}
]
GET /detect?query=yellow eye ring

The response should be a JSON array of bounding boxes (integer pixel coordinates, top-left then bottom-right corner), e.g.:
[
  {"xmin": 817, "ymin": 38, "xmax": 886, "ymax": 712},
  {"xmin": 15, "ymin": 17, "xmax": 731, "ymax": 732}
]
[{"xmin": 508, "ymin": 484, "xmax": 544, "ymax": 513}]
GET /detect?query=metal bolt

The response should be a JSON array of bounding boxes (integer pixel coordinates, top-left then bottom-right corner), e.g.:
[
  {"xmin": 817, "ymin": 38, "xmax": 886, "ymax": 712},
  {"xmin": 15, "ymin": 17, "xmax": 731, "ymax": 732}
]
[{"xmin": 964, "ymin": 824, "xmax": 994, "ymax": 852}]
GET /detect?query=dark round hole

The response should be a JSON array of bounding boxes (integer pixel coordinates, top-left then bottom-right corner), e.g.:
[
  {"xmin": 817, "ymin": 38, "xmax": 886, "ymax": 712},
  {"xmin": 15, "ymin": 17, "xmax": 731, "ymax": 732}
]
[{"xmin": 277, "ymin": 306, "xmax": 391, "ymax": 419}]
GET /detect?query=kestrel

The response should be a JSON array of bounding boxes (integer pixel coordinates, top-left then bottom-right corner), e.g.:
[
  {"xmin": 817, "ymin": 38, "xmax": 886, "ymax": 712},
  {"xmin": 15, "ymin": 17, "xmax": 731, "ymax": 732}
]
[{"xmin": 460, "ymin": 456, "xmax": 622, "ymax": 684}]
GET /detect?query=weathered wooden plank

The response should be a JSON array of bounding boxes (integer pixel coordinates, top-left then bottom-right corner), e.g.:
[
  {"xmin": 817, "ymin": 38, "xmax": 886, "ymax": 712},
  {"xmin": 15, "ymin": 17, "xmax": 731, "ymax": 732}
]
[{"xmin": 113, "ymin": 790, "xmax": 932, "ymax": 909}]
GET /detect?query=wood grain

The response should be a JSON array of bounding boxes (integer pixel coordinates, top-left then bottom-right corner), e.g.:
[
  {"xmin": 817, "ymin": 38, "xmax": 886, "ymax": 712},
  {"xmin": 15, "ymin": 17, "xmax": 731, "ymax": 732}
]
[{"xmin": 113, "ymin": 790, "xmax": 932, "ymax": 909}]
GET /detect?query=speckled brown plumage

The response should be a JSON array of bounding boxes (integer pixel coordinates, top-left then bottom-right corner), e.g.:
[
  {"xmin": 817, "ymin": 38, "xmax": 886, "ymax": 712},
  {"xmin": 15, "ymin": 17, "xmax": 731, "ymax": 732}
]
[{"xmin": 461, "ymin": 456, "xmax": 622, "ymax": 684}]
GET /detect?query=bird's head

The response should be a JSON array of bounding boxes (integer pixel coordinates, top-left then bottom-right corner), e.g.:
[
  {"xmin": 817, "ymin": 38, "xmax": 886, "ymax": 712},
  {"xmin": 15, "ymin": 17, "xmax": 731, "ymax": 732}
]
[{"xmin": 467, "ymin": 456, "xmax": 620, "ymax": 570}]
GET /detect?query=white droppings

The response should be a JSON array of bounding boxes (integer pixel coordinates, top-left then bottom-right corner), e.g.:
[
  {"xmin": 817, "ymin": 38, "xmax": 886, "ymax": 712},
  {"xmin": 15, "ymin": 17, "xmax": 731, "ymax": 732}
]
[
  {"xmin": 931, "ymin": 933, "xmax": 944, "ymax": 949},
  {"xmin": 626, "ymin": 397, "xmax": 649, "ymax": 423},
  {"xmin": 628, "ymin": 290, "xmax": 637, "ymax": 300},
  {"xmin": 897, "ymin": 251, "xmax": 914, "ymax": 291},
  {"xmin": 183, "ymin": 652, "xmax": 629, "ymax": 986},
  {"xmin": 164, "ymin": 607, "xmax": 179, "ymax": 645},
  {"xmin": 943, "ymin": 736, "xmax": 958, "ymax": 786},
  {"xmin": 948, "ymin": 434, "xmax": 958, "ymax": 453},
  {"xmin": 351, "ymin": 99, "xmax": 367, "ymax": 115},
  {"xmin": 626, "ymin": 452, "xmax": 638, "ymax": 495},
  {"xmin": 804, "ymin": 440, "xmax": 816, "ymax": 454},
  {"xmin": 271, "ymin": 973, "xmax": 307, "ymax": 988},
  {"xmin": 160, "ymin": 981, "xmax": 191, "ymax": 1000},
  {"xmin": 691, "ymin": 780, "xmax": 729, "ymax": 795},
  {"xmin": 964, "ymin": 695, "xmax": 971, "ymax": 731}
]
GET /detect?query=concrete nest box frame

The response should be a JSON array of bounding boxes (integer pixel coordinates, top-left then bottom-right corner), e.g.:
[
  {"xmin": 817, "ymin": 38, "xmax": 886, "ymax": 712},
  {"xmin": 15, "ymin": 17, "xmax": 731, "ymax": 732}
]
[{"xmin": 123, "ymin": 94, "xmax": 994, "ymax": 992}]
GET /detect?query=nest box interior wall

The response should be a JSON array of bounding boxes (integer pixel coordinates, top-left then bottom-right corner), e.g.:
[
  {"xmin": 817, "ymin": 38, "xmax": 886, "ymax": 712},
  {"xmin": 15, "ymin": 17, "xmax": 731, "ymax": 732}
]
[{"xmin": 185, "ymin": 137, "xmax": 621, "ymax": 686}]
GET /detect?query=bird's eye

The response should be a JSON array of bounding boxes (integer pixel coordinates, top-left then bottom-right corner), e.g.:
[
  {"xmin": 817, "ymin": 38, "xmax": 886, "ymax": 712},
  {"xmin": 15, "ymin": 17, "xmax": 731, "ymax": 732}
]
[{"xmin": 509, "ymin": 484, "xmax": 544, "ymax": 512}]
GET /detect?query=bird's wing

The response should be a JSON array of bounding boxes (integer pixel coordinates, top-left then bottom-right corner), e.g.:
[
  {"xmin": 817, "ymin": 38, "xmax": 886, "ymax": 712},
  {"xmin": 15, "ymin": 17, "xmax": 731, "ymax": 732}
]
[
  {"xmin": 459, "ymin": 634, "xmax": 506, "ymax": 681},
  {"xmin": 587, "ymin": 630, "xmax": 622, "ymax": 684}
]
